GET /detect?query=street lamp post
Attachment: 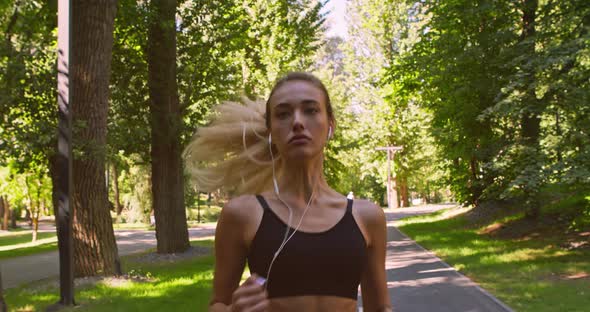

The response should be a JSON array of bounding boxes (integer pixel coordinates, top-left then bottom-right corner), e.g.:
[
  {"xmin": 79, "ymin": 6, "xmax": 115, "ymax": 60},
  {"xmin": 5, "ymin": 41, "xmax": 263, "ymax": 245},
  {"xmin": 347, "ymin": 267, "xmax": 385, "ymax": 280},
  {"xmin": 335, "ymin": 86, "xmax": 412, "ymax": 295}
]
[
  {"xmin": 56, "ymin": 0, "xmax": 74, "ymax": 306},
  {"xmin": 376, "ymin": 146, "xmax": 403, "ymax": 210}
]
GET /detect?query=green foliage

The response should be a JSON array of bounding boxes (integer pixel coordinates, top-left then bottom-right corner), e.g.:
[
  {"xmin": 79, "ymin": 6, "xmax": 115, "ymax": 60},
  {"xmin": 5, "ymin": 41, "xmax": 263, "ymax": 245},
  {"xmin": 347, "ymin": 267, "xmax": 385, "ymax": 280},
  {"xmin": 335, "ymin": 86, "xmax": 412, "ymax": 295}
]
[
  {"xmin": 0, "ymin": 1, "xmax": 57, "ymax": 172},
  {"xmin": 115, "ymin": 154, "xmax": 152, "ymax": 224},
  {"xmin": 313, "ymin": 0, "xmax": 447, "ymax": 204},
  {"xmin": 381, "ymin": 0, "xmax": 590, "ymax": 210},
  {"xmin": 177, "ymin": 0, "xmax": 248, "ymax": 145},
  {"xmin": 241, "ymin": 0, "xmax": 326, "ymax": 97},
  {"xmin": 108, "ymin": 0, "xmax": 327, "ymax": 217},
  {"xmin": 0, "ymin": 163, "xmax": 52, "ymax": 222}
]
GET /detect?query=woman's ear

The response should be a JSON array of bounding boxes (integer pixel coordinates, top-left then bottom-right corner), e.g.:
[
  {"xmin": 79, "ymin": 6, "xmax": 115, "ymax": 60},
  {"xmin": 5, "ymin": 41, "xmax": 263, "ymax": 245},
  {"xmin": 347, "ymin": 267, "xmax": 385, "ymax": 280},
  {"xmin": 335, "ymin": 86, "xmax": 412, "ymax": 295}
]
[{"xmin": 328, "ymin": 121, "xmax": 335, "ymax": 139}]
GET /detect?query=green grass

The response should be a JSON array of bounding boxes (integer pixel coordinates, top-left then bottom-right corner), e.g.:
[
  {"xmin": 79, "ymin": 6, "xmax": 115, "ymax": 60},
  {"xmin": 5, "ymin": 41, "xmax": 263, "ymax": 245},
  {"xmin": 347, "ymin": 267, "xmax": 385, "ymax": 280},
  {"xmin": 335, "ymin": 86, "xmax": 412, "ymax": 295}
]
[
  {"xmin": 0, "ymin": 231, "xmax": 58, "ymax": 259},
  {"xmin": 397, "ymin": 208, "xmax": 590, "ymax": 312},
  {"xmin": 0, "ymin": 231, "xmax": 55, "ymax": 246},
  {"xmin": 5, "ymin": 240, "xmax": 222, "ymax": 312},
  {"xmin": 112, "ymin": 223, "xmax": 154, "ymax": 231}
]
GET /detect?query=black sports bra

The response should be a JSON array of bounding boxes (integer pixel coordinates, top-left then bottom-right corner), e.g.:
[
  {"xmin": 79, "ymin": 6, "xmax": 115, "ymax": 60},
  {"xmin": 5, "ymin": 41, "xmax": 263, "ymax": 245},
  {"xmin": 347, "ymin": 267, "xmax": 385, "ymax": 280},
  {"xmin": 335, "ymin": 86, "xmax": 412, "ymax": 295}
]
[{"xmin": 247, "ymin": 195, "xmax": 367, "ymax": 300}]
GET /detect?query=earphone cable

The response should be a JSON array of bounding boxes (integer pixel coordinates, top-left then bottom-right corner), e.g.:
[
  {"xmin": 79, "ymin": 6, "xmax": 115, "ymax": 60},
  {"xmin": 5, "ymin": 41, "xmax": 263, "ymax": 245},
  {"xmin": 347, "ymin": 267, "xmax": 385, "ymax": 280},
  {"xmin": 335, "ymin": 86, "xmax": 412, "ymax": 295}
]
[{"xmin": 265, "ymin": 132, "xmax": 316, "ymax": 290}]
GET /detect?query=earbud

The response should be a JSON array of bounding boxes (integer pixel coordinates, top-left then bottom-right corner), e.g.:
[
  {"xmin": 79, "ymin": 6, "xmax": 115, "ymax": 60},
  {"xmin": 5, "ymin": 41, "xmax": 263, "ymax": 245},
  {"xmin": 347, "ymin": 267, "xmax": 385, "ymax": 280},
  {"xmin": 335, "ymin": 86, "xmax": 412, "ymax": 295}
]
[
  {"xmin": 328, "ymin": 126, "xmax": 332, "ymax": 139},
  {"xmin": 268, "ymin": 133, "xmax": 272, "ymax": 145}
]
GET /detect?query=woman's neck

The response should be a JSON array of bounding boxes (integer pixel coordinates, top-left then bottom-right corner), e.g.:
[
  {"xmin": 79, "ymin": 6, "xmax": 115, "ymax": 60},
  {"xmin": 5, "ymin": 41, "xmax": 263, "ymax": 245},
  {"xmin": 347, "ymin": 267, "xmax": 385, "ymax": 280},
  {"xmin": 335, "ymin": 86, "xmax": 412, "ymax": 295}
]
[{"xmin": 275, "ymin": 155, "xmax": 329, "ymax": 204}]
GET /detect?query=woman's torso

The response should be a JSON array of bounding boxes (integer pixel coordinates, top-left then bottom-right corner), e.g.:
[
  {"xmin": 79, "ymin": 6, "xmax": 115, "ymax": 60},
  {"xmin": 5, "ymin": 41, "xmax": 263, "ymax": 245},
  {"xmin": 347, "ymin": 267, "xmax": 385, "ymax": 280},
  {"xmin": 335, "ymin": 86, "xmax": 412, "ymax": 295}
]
[{"xmin": 243, "ymin": 193, "xmax": 371, "ymax": 312}]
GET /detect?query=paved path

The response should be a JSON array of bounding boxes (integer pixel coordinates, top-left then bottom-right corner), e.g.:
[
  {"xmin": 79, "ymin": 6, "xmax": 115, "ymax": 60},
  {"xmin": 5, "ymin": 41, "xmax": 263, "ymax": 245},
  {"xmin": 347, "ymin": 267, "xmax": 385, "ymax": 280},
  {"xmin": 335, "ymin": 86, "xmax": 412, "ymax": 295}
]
[
  {"xmin": 2, "ymin": 204, "xmax": 514, "ymax": 311},
  {"xmin": 368, "ymin": 205, "xmax": 514, "ymax": 312},
  {"xmin": 0, "ymin": 226, "xmax": 215, "ymax": 289}
]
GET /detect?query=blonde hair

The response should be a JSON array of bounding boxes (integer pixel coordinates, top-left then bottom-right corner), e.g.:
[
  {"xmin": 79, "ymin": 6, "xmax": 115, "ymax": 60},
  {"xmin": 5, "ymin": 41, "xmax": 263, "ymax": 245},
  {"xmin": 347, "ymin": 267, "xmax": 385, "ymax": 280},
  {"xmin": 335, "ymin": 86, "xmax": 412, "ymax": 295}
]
[
  {"xmin": 183, "ymin": 98, "xmax": 281, "ymax": 195},
  {"xmin": 183, "ymin": 72, "xmax": 333, "ymax": 195}
]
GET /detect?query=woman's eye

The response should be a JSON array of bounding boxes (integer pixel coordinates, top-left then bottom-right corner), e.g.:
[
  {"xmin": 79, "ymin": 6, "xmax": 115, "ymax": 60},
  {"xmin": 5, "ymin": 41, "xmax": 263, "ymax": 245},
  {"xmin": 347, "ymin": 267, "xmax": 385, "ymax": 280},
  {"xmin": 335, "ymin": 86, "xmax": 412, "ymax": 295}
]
[
  {"xmin": 305, "ymin": 108, "xmax": 319, "ymax": 114},
  {"xmin": 277, "ymin": 111, "xmax": 290, "ymax": 119}
]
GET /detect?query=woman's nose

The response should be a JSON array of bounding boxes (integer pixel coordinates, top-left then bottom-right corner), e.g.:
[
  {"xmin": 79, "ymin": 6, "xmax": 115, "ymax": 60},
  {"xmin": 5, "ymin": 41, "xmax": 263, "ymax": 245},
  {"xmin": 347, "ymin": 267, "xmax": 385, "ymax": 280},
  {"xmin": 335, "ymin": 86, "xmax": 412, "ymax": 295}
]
[{"xmin": 292, "ymin": 110, "xmax": 304, "ymax": 130}]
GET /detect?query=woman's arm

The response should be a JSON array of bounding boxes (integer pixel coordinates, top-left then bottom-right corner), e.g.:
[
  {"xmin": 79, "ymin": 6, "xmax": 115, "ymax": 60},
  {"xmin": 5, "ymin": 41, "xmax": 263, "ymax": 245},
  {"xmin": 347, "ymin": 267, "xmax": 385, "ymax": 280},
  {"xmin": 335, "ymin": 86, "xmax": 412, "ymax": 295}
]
[
  {"xmin": 209, "ymin": 198, "xmax": 249, "ymax": 311},
  {"xmin": 358, "ymin": 200, "xmax": 392, "ymax": 312},
  {"xmin": 209, "ymin": 196, "xmax": 268, "ymax": 312}
]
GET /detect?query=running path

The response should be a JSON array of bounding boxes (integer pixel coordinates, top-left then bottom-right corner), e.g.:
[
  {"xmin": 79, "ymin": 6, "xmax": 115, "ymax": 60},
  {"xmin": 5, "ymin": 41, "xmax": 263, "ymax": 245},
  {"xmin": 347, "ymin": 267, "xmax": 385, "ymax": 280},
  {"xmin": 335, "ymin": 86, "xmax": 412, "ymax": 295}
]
[
  {"xmin": 4, "ymin": 204, "xmax": 515, "ymax": 312},
  {"xmin": 0, "ymin": 226, "xmax": 215, "ymax": 289},
  {"xmin": 357, "ymin": 205, "xmax": 514, "ymax": 312}
]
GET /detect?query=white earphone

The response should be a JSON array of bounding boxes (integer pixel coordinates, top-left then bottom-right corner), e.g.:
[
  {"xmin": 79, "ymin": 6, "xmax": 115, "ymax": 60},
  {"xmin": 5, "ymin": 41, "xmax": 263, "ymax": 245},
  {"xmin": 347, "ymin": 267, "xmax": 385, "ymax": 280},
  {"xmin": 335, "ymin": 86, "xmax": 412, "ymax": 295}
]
[
  {"xmin": 328, "ymin": 126, "xmax": 332, "ymax": 139},
  {"xmin": 265, "ymin": 132, "xmax": 316, "ymax": 289}
]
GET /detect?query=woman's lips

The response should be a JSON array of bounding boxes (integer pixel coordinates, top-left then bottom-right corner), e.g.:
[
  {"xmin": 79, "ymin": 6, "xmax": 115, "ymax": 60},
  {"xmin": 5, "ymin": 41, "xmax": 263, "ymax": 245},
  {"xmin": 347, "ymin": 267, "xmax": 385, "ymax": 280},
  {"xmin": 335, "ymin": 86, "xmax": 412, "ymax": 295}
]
[{"xmin": 289, "ymin": 135, "xmax": 310, "ymax": 144}]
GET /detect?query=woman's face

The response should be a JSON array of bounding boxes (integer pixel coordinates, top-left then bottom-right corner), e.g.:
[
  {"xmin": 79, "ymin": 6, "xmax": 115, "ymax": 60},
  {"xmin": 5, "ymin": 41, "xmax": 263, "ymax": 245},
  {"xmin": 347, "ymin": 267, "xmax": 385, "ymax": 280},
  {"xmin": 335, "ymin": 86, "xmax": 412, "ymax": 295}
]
[{"xmin": 268, "ymin": 80, "xmax": 333, "ymax": 160}]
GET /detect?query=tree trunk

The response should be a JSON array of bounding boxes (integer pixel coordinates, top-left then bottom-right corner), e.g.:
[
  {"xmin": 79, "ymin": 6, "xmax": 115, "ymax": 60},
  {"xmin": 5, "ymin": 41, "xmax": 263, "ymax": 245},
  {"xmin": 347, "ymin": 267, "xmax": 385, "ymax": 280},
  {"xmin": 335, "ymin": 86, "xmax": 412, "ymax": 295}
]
[
  {"xmin": 147, "ymin": 0, "xmax": 190, "ymax": 253},
  {"xmin": 0, "ymin": 196, "xmax": 7, "ymax": 231},
  {"xmin": 32, "ymin": 212, "xmax": 39, "ymax": 242},
  {"xmin": 112, "ymin": 164, "xmax": 122, "ymax": 216},
  {"xmin": 521, "ymin": 0, "xmax": 541, "ymax": 219},
  {"xmin": 24, "ymin": 208, "xmax": 31, "ymax": 225},
  {"xmin": 399, "ymin": 176, "xmax": 409, "ymax": 208},
  {"xmin": 9, "ymin": 207, "xmax": 16, "ymax": 229},
  {"xmin": 70, "ymin": 0, "xmax": 119, "ymax": 277},
  {"xmin": 197, "ymin": 192, "xmax": 201, "ymax": 223}
]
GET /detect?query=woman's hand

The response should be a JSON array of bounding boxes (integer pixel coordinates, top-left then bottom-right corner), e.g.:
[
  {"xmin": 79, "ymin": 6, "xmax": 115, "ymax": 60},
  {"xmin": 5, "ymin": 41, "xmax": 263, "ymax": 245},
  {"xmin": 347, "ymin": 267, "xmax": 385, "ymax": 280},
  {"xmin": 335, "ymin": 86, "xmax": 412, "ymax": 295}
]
[{"xmin": 230, "ymin": 274, "xmax": 269, "ymax": 312}]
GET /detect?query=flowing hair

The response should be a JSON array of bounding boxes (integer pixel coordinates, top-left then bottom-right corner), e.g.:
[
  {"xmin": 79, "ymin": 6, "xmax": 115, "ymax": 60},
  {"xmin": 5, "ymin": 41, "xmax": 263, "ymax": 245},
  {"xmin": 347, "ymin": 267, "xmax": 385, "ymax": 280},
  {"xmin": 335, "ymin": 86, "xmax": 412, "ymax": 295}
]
[
  {"xmin": 183, "ymin": 98, "xmax": 281, "ymax": 195},
  {"xmin": 183, "ymin": 72, "xmax": 333, "ymax": 195}
]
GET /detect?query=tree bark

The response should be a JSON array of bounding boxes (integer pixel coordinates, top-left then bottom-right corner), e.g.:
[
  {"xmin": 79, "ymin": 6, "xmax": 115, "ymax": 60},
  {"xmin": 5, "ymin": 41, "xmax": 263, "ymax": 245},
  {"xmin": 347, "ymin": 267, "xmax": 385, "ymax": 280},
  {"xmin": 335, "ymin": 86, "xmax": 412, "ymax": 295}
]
[
  {"xmin": 147, "ymin": 0, "xmax": 190, "ymax": 253},
  {"xmin": 399, "ymin": 176, "xmax": 409, "ymax": 207},
  {"xmin": 70, "ymin": 0, "xmax": 119, "ymax": 277},
  {"xmin": 32, "ymin": 212, "xmax": 39, "ymax": 242},
  {"xmin": 9, "ymin": 203, "xmax": 16, "ymax": 229},
  {"xmin": 197, "ymin": 192, "xmax": 201, "ymax": 223},
  {"xmin": 0, "ymin": 196, "xmax": 6, "ymax": 231}
]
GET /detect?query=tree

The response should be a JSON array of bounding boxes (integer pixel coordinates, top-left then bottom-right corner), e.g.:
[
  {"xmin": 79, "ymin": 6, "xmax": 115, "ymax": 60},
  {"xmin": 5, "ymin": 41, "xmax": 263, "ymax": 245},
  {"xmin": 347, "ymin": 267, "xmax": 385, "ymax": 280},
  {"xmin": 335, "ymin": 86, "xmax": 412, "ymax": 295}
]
[
  {"xmin": 376, "ymin": 0, "xmax": 589, "ymax": 218},
  {"xmin": 241, "ymin": 0, "xmax": 326, "ymax": 97},
  {"xmin": 0, "ymin": 0, "xmax": 59, "ymax": 238},
  {"xmin": 147, "ymin": 0, "xmax": 190, "ymax": 253},
  {"xmin": 481, "ymin": 0, "xmax": 590, "ymax": 217},
  {"xmin": 319, "ymin": 0, "xmax": 447, "ymax": 206},
  {"xmin": 387, "ymin": 0, "xmax": 521, "ymax": 206},
  {"xmin": 70, "ymin": 0, "xmax": 120, "ymax": 276}
]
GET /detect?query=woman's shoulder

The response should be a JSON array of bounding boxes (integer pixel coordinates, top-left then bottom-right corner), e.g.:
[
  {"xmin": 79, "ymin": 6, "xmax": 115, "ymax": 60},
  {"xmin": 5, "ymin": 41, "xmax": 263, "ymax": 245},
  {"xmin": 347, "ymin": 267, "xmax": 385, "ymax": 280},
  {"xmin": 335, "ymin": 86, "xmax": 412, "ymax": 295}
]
[
  {"xmin": 222, "ymin": 194, "xmax": 262, "ymax": 221},
  {"xmin": 354, "ymin": 199, "xmax": 385, "ymax": 220},
  {"xmin": 352, "ymin": 198, "xmax": 386, "ymax": 226},
  {"xmin": 220, "ymin": 194, "xmax": 265, "ymax": 246}
]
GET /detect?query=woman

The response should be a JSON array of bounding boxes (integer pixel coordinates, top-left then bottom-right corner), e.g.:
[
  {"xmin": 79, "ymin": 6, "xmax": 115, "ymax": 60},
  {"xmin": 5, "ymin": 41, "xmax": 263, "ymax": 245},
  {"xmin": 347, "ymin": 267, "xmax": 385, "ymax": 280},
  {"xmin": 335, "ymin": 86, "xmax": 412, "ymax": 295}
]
[{"xmin": 184, "ymin": 72, "xmax": 391, "ymax": 312}]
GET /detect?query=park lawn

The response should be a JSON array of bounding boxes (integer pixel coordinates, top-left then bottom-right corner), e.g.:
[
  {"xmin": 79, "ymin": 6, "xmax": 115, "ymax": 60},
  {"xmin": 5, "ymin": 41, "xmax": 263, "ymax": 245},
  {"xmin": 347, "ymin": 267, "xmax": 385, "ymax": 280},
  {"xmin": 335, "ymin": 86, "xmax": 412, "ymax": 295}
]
[
  {"xmin": 4, "ymin": 239, "xmax": 231, "ymax": 312},
  {"xmin": 0, "ymin": 231, "xmax": 58, "ymax": 260},
  {"xmin": 112, "ymin": 222, "xmax": 155, "ymax": 231},
  {"xmin": 397, "ymin": 208, "xmax": 590, "ymax": 312}
]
